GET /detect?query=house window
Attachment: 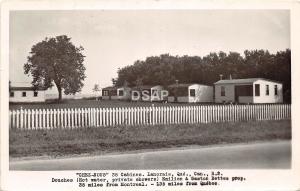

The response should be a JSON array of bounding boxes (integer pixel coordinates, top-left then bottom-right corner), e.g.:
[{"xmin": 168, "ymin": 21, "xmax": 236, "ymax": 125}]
[
  {"xmin": 190, "ymin": 89, "xmax": 196, "ymax": 97},
  {"xmin": 34, "ymin": 91, "xmax": 38, "ymax": 97},
  {"xmin": 266, "ymin": 85, "xmax": 269, "ymax": 96},
  {"xmin": 221, "ymin": 86, "xmax": 225, "ymax": 96},
  {"xmin": 255, "ymin": 84, "xmax": 260, "ymax": 96},
  {"xmin": 10, "ymin": 92, "xmax": 14, "ymax": 97},
  {"xmin": 119, "ymin": 90, "xmax": 124, "ymax": 96},
  {"xmin": 274, "ymin": 85, "xmax": 278, "ymax": 96},
  {"xmin": 22, "ymin": 92, "xmax": 26, "ymax": 97},
  {"xmin": 103, "ymin": 90, "xmax": 108, "ymax": 96}
]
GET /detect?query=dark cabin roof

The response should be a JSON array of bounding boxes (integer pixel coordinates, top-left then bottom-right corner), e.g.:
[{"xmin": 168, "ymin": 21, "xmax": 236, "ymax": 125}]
[
  {"xmin": 131, "ymin": 85, "xmax": 156, "ymax": 90},
  {"xmin": 214, "ymin": 78, "xmax": 282, "ymax": 85},
  {"xmin": 10, "ymin": 86, "xmax": 47, "ymax": 91},
  {"xmin": 102, "ymin": 86, "xmax": 118, "ymax": 91}
]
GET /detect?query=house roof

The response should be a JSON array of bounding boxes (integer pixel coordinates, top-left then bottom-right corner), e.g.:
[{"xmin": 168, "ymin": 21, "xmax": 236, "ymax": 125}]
[
  {"xmin": 131, "ymin": 85, "xmax": 155, "ymax": 90},
  {"xmin": 168, "ymin": 83, "xmax": 209, "ymax": 88},
  {"xmin": 117, "ymin": 86, "xmax": 131, "ymax": 90},
  {"xmin": 10, "ymin": 86, "xmax": 47, "ymax": 91},
  {"xmin": 102, "ymin": 86, "xmax": 118, "ymax": 91},
  {"xmin": 214, "ymin": 78, "xmax": 282, "ymax": 85},
  {"xmin": 168, "ymin": 83, "xmax": 193, "ymax": 88}
]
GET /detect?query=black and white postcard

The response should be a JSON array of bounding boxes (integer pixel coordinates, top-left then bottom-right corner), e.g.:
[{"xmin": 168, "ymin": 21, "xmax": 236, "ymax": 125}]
[{"xmin": 1, "ymin": 0, "xmax": 300, "ymax": 190}]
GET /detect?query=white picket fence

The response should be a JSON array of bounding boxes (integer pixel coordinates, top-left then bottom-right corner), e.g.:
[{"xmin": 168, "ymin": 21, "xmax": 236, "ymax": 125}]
[{"xmin": 9, "ymin": 104, "xmax": 291, "ymax": 130}]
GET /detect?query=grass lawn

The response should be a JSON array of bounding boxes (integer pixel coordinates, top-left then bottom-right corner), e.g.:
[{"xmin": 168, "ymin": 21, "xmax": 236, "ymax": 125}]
[
  {"xmin": 9, "ymin": 120, "xmax": 291, "ymax": 159},
  {"xmin": 9, "ymin": 99, "xmax": 222, "ymax": 110}
]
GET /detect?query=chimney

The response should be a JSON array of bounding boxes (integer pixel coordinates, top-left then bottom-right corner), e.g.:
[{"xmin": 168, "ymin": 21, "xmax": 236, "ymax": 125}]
[
  {"xmin": 229, "ymin": 74, "xmax": 232, "ymax": 80},
  {"xmin": 219, "ymin": 74, "xmax": 223, "ymax": 80}
]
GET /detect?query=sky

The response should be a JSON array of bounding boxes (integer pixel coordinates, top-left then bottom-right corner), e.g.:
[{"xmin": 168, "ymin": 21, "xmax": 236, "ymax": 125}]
[{"xmin": 9, "ymin": 10, "xmax": 290, "ymax": 94}]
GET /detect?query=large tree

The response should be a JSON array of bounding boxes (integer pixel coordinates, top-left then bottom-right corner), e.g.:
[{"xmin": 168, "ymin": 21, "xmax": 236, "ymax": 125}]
[{"xmin": 24, "ymin": 35, "xmax": 86, "ymax": 101}]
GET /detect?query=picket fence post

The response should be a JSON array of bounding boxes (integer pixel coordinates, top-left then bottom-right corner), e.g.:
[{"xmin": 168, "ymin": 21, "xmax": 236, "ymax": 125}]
[{"xmin": 8, "ymin": 104, "xmax": 292, "ymax": 130}]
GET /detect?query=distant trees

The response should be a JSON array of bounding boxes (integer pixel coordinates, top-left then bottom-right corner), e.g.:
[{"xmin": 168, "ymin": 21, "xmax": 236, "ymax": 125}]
[
  {"xmin": 92, "ymin": 84, "xmax": 100, "ymax": 92},
  {"xmin": 24, "ymin": 35, "xmax": 86, "ymax": 101},
  {"xmin": 114, "ymin": 49, "xmax": 291, "ymax": 103}
]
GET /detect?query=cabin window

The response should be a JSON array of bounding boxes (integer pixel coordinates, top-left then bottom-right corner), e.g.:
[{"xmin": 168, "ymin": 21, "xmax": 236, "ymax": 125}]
[
  {"xmin": 10, "ymin": 92, "xmax": 14, "ymax": 97},
  {"xmin": 119, "ymin": 90, "xmax": 124, "ymax": 96},
  {"xmin": 274, "ymin": 85, "xmax": 278, "ymax": 96},
  {"xmin": 133, "ymin": 91, "xmax": 139, "ymax": 97},
  {"xmin": 255, "ymin": 84, "xmax": 260, "ymax": 96},
  {"xmin": 266, "ymin": 85, "xmax": 269, "ymax": 96},
  {"xmin": 22, "ymin": 92, "xmax": 26, "ymax": 97},
  {"xmin": 190, "ymin": 89, "xmax": 196, "ymax": 97},
  {"xmin": 103, "ymin": 90, "xmax": 108, "ymax": 96},
  {"xmin": 34, "ymin": 91, "xmax": 38, "ymax": 97},
  {"xmin": 221, "ymin": 86, "xmax": 225, "ymax": 96}
]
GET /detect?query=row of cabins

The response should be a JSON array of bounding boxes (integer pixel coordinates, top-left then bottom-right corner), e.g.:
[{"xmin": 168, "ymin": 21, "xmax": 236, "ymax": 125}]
[
  {"xmin": 9, "ymin": 78, "xmax": 283, "ymax": 104},
  {"xmin": 102, "ymin": 78, "xmax": 283, "ymax": 104}
]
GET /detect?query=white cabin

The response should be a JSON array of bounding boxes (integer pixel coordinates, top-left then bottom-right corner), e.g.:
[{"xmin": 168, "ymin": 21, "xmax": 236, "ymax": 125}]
[
  {"xmin": 9, "ymin": 87, "xmax": 46, "ymax": 103},
  {"xmin": 117, "ymin": 87, "xmax": 131, "ymax": 101},
  {"xmin": 214, "ymin": 78, "xmax": 283, "ymax": 104},
  {"xmin": 102, "ymin": 86, "xmax": 118, "ymax": 100},
  {"xmin": 167, "ymin": 83, "xmax": 213, "ymax": 103}
]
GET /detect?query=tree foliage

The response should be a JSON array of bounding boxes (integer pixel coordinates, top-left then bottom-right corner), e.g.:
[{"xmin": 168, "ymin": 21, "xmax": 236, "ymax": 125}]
[
  {"xmin": 114, "ymin": 49, "xmax": 291, "ymax": 103},
  {"xmin": 24, "ymin": 35, "xmax": 86, "ymax": 100}
]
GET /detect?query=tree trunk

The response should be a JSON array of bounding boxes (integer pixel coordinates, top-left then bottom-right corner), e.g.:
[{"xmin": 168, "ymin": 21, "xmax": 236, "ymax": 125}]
[{"xmin": 57, "ymin": 86, "xmax": 62, "ymax": 102}]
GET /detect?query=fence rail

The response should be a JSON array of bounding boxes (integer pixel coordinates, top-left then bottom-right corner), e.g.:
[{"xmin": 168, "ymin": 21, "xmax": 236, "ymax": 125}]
[{"xmin": 9, "ymin": 104, "xmax": 291, "ymax": 130}]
